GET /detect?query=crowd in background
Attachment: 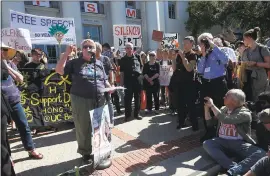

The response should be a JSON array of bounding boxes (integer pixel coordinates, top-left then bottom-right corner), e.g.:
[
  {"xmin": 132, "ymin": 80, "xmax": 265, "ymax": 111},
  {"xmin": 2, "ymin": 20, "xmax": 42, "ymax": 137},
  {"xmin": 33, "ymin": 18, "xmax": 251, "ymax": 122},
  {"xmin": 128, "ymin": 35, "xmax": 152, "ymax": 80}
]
[{"xmin": 1, "ymin": 26, "xmax": 270, "ymax": 176}]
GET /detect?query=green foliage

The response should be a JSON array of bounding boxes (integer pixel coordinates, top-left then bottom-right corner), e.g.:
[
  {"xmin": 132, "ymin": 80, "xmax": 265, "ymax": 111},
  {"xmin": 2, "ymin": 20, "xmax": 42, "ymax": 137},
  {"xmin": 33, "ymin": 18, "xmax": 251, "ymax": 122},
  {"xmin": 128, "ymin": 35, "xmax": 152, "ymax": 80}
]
[
  {"xmin": 48, "ymin": 24, "xmax": 69, "ymax": 36},
  {"xmin": 186, "ymin": 1, "xmax": 270, "ymax": 38}
]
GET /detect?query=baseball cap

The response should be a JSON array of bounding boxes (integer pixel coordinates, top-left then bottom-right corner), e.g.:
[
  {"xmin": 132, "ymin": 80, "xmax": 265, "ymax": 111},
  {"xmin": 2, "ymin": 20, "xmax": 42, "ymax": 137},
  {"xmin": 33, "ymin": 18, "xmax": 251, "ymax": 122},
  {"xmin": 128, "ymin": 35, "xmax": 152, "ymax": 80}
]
[
  {"xmin": 184, "ymin": 36, "xmax": 195, "ymax": 43},
  {"xmin": 258, "ymin": 108, "xmax": 270, "ymax": 124}
]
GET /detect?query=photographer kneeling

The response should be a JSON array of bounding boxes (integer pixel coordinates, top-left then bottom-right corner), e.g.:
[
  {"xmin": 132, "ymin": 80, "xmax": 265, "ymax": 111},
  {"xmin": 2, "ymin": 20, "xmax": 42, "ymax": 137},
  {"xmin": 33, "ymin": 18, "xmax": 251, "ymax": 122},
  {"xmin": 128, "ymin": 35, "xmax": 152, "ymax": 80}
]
[{"xmin": 203, "ymin": 89, "xmax": 266, "ymax": 176}]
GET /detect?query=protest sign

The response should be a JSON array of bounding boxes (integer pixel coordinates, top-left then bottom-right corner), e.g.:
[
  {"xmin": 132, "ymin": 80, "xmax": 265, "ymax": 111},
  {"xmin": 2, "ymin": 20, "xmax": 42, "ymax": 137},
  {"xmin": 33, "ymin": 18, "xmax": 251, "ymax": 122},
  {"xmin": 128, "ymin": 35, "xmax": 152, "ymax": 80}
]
[
  {"xmin": 1, "ymin": 28, "xmax": 32, "ymax": 53},
  {"xmin": 10, "ymin": 10, "xmax": 76, "ymax": 45},
  {"xmin": 159, "ymin": 65, "xmax": 173, "ymax": 86},
  {"xmin": 152, "ymin": 30, "xmax": 164, "ymax": 42},
  {"xmin": 162, "ymin": 33, "xmax": 179, "ymax": 49},
  {"xmin": 17, "ymin": 69, "xmax": 72, "ymax": 126},
  {"xmin": 90, "ymin": 105, "xmax": 112, "ymax": 168},
  {"xmin": 113, "ymin": 25, "xmax": 142, "ymax": 49}
]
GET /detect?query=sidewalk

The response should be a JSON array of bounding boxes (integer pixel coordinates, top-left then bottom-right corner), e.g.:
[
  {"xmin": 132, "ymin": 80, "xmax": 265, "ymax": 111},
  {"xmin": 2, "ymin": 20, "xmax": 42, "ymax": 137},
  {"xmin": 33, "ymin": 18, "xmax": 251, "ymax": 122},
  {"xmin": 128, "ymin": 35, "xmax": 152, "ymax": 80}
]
[{"xmin": 9, "ymin": 111, "xmax": 220, "ymax": 176}]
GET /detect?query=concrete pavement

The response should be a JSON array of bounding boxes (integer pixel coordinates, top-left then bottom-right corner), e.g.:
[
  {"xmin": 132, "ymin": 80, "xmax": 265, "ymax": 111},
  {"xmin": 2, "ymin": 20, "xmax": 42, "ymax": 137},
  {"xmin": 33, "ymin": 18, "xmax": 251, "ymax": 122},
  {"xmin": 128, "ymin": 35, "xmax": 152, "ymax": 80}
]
[{"xmin": 9, "ymin": 110, "xmax": 220, "ymax": 176}]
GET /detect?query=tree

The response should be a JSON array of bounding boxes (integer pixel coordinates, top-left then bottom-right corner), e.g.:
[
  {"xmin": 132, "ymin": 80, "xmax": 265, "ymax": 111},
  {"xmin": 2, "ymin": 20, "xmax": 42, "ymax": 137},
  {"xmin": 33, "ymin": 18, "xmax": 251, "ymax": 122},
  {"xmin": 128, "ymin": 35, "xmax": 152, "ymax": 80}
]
[{"xmin": 186, "ymin": 1, "xmax": 270, "ymax": 40}]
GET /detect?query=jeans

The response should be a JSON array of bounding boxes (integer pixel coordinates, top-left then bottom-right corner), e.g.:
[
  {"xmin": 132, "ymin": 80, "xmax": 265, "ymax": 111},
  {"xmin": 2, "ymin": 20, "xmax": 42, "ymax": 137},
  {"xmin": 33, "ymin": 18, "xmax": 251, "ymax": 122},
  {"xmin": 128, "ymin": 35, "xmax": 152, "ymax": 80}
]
[
  {"xmin": 116, "ymin": 83, "xmax": 125, "ymax": 106},
  {"xmin": 203, "ymin": 137, "xmax": 266, "ymax": 175},
  {"xmin": 107, "ymin": 95, "xmax": 114, "ymax": 125},
  {"xmin": 11, "ymin": 102, "xmax": 35, "ymax": 151}
]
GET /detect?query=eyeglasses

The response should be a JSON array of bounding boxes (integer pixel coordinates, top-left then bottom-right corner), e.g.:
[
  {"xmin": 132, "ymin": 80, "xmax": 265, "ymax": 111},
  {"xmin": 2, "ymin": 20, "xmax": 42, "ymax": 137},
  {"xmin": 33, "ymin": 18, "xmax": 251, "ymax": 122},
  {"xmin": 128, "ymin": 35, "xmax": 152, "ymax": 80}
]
[{"xmin": 83, "ymin": 45, "xmax": 94, "ymax": 49}]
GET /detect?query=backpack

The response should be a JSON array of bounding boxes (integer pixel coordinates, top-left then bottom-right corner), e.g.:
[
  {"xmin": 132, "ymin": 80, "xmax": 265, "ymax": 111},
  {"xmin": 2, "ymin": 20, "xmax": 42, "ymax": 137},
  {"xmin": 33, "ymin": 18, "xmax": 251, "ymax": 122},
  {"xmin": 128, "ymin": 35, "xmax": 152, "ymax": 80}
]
[{"xmin": 258, "ymin": 44, "xmax": 270, "ymax": 73}]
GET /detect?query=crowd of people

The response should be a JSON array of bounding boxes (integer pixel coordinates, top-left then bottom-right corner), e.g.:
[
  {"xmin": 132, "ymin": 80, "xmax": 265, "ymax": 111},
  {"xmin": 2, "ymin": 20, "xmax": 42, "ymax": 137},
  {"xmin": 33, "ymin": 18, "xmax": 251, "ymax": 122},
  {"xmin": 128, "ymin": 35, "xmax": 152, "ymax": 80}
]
[{"xmin": 1, "ymin": 26, "xmax": 270, "ymax": 176}]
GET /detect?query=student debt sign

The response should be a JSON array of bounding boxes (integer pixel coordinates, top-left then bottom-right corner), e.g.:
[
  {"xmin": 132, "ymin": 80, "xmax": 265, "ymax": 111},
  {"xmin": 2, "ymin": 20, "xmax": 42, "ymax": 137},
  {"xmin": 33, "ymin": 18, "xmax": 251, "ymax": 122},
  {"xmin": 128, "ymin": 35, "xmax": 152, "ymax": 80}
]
[
  {"xmin": 113, "ymin": 25, "xmax": 142, "ymax": 49},
  {"xmin": 10, "ymin": 10, "xmax": 76, "ymax": 45}
]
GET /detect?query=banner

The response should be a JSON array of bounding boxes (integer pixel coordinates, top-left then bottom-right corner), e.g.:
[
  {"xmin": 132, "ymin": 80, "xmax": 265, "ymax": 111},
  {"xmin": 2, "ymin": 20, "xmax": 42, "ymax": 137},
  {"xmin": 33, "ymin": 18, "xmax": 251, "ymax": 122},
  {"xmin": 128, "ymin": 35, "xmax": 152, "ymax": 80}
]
[
  {"xmin": 152, "ymin": 30, "xmax": 164, "ymax": 42},
  {"xmin": 90, "ymin": 105, "xmax": 112, "ymax": 167},
  {"xmin": 162, "ymin": 33, "xmax": 179, "ymax": 49},
  {"xmin": 1, "ymin": 28, "xmax": 32, "ymax": 53},
  {"xmin": 113, "ymin": 25, "xmax": 142, "ymax": 49},
  {"xmin": 17, "ymin": 69, "xmax": 72, "ymax": 126},
  {"xmin": 159, "ymin": 65, "xmax": 173, "ymax": 86},
  {"xmin": 10, "ymin": 10, "xmax": 76, "ymax": 45}
]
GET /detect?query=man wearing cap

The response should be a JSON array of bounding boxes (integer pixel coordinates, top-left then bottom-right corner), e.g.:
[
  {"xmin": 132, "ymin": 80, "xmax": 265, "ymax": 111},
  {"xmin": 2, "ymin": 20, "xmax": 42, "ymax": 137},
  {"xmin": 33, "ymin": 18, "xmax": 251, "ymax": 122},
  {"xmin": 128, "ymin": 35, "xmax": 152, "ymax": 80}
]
[
  {"xmin": 120, "ymin": 42, "xmax": 143, "ymax": 121},
  {"xmin": 171, "ymin": 36, "xmax": 199, "ymax": 131}
]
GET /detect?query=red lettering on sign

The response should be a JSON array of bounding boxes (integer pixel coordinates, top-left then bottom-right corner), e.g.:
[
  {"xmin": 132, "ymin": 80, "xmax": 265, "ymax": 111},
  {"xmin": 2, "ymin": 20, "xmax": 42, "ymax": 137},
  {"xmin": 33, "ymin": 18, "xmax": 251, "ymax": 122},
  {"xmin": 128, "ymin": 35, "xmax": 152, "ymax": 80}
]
[
  {"xmin": 87, "ymin": 4, "xmax": 96, "ymax": 13},
  {"xmin": 126, "ymin": 8, "xmax": 136, "ymax": 18}
]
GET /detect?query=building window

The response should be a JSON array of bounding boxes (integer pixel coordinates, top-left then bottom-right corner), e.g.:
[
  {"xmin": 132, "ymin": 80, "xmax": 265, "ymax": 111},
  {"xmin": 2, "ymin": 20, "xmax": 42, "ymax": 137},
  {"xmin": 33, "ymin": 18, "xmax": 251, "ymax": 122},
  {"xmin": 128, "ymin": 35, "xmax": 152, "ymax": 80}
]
[
  {"xmin": 168, "ymin": 1, "xmax": 176, "ymax": 19},
  {"xmin": 80, "ymin": 1, "xmax": 104, "ymax": 14},
  {"xmin": 125, "ymin": 1, "xmax": 136, "ymax": 9},
  {"xmin": 83, "ymin": 25, "xmax": 102, "ymax": 43},
  {"xmin": 24, "ymin": 1, "xmax": 59, "ymax": 8}
]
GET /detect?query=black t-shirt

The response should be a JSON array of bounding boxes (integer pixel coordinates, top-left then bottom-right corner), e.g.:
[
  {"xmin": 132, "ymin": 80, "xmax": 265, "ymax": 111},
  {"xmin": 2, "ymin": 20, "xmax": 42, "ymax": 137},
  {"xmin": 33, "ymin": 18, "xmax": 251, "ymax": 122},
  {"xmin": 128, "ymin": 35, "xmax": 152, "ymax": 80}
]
[
  {"xmin": 24, "ymin": 62, "xmax": 45, "ymax": 69},
  {"xmin": 120, "ymin": 54, "xmax": 142, "ymax": 84},
  {"xmin": 143, "ymin": 62, "xmax": 160, "ymax": 87},
  {"xmin": 64, "ymin": 57, "xmax": 107, "ymax": 99},
  {"xmin": 175, "ymin": 51, "xmax": 196, "ymax": 82}
]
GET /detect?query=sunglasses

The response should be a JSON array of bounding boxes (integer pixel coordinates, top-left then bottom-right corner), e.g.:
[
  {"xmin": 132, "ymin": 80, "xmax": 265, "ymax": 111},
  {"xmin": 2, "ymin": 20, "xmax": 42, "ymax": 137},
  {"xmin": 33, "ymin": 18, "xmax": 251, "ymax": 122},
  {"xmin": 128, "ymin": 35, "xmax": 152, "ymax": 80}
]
[
  {"xmin": 2, "ymin": 48, "xmax": 8, "ymax": 51},
  {"xmin": 83, "ymin": 45, "xmax": 94, "ymax": 49},
  {"xmin": 149, "ymin": 54, "xmax": 155, "ymax": 57},
  {"xmin": 125, "ymin": 47, "xmax": 132, "ymax": 50}
]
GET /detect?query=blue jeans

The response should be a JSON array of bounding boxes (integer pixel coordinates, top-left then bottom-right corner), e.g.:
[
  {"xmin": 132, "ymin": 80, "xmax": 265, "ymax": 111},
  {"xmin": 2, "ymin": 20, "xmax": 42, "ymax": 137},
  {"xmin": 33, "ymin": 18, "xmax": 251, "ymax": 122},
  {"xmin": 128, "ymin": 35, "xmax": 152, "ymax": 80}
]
[
  {"xmin": 203, "ymin": 137, "xmax": 266, "ymax": 175},
  {"xmin": 11, "ymin": 102, "xmax": 35, "ymax": 151}
]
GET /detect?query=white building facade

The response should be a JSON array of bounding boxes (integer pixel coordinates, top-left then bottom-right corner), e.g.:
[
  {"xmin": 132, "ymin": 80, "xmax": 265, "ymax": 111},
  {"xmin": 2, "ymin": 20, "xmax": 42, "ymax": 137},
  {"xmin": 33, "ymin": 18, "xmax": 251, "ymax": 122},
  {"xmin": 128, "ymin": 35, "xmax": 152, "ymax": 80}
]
[{"xmin": 2, "ymin": 1, "xmax": 189, "ymax": 63}]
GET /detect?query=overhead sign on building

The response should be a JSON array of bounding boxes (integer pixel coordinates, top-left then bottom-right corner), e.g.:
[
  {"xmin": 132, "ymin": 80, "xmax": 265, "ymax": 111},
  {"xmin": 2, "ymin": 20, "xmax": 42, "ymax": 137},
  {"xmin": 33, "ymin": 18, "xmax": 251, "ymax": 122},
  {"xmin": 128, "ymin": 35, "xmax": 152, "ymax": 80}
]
[
  {"xmin": 1, "ymin": 28, "xmax": 32, "ymax": 53},
  {"xmin": 84, "ymin": 2, "xmax": 98, "ymax": 13},
  {"xmin": 126, "ymin": 8, "xmax": 136, "ymax": 18},
  {"xmin": 32, "ymin": 1, "xmax": 50, "ymax": 7},
  {"xmin": 113, "ymin": 25, "xmax": 142, "ymax": 49},
  {"xmin": 10, "ymin": 10, "xmax": 76, "ymax": 45},
  {"xmin": 162, "ymin": 33, "xmax": 179, "ymax": 49}
]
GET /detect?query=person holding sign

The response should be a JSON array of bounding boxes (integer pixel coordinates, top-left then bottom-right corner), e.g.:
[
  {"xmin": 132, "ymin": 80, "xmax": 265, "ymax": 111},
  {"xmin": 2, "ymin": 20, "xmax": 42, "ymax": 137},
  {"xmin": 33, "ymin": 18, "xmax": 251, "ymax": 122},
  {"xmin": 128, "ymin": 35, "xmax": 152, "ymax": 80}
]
[
  {"xmin": 55, "ymin": 39, "xmax": 113, "ymax": 166},
  {"xmin": 143, "ymin": 51, "xmax": 160, "ymax": 114},
  {"xmin": 1, "ymin": 44, "xmax": 44, "ymax": 159}
]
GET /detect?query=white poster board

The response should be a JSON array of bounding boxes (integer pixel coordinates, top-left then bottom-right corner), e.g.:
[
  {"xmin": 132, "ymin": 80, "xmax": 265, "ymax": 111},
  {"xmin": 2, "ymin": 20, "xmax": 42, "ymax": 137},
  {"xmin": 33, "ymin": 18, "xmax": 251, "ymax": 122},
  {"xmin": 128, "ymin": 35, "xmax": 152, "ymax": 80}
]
[
  {"xmin": 1, "ymin": 28, "xmax": 32, "ymax": 53},
  {"xmin": 159, "ymin": 65, "xmax": 173, "ymax": 86},
  {"xmin": 89, "ymin": 105, "xmax": 112, "ymax": 167},
  {"xmin": 162, "ymin": 33, "xmax": 179, "ymax": 49},
  {"xmin": 10, "ymin": 10, "xmax": 76, "ymax": 45},
  {"xmin": 113, "ymin": 25, "xmax": 142, "ymax": 49}
]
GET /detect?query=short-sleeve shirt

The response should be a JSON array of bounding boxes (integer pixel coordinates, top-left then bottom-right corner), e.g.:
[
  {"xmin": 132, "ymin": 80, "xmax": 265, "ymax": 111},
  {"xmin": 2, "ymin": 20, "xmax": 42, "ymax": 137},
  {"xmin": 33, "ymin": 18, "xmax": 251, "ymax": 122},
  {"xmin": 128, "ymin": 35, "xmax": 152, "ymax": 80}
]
[
  {"xmin": 220, "ymin": 47, "xmax": 237, "ymax": 63},
  {"xmin": 175, "ymin": 51, "xmax": 196, "ymax": 82},
  {"xmin": 64, "ymin": 57, "xmax": 107, "ymax": 99},
  {"xmin": 242, "ymin": 44, "xmax": 270, "ymax": 63},
  {"xmin": 143, "ymin": 62, "xmax": 160, "ymax": 87},
  {"xmin": 120, "ymin": 54, "xmax": 142, "ymax": 84},
  {"xmin": 251, "ymin": 156, "xmax": 270, "ymax": 176},
  {"xmin": 99, "ymin": 55, "xmax": 113, "ymax": 76},
  {"xmin": 1, "ymin": 61, "xmax": 21, "ymax": 105}
]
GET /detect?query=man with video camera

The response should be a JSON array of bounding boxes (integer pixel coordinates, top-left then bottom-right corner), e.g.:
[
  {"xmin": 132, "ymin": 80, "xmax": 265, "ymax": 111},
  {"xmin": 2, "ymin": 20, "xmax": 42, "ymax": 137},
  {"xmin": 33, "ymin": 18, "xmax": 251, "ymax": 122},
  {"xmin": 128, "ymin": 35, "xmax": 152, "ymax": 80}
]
[{"xmin": 197, "ymin": 33, "xmax": 229, "ymax": 142}]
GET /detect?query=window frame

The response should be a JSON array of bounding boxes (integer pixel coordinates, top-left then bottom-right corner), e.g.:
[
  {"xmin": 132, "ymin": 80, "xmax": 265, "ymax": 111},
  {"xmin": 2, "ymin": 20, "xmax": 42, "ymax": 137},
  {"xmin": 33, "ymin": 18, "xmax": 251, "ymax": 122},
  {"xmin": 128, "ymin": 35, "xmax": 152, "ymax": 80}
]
[{"xmin": 168, "ymin": 1, "xmax": 176, "ymax": 19}]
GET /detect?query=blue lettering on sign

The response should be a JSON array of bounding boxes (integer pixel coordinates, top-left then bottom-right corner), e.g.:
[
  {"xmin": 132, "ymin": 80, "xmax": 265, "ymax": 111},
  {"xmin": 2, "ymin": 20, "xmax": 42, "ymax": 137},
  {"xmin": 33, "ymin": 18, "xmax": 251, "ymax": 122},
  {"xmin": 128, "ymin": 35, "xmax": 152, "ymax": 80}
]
[
  {"xmin": 40, "ymin": 18, "xmax": 74, "ymax": 27},
  {"xmin": 10, "ymin": 13, "xmax": 37, "ymax": 25}
]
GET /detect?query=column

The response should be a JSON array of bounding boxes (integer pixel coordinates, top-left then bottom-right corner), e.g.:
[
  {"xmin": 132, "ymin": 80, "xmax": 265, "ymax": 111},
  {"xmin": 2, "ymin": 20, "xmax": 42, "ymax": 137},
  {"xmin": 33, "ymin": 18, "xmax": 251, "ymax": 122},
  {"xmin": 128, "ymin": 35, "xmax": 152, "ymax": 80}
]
[
  {"xmin": 61, "ymin": 1, "xmax": 83, "ymax": 46},
  {"xmin": 140, "ymin": 2, "xmax": 148, "ymax": 51},
  {"xmin": 2, "ymin": 1, "xmax": 25, "ymax": 28},
  {"xmin": 110, "ymin": 1, "xmax": 126, "ymax": 25},
  {"xmin": 145, "ymin": 1, "xmax": 165, "ymax": 50}
]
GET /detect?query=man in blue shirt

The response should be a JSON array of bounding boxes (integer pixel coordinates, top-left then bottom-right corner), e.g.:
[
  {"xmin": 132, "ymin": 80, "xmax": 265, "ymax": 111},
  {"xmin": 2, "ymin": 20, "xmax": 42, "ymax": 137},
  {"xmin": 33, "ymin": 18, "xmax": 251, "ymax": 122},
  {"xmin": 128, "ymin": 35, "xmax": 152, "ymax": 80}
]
[{"xmin": 197, "ymin": 33, "xmax": 229, "ymax": 142}]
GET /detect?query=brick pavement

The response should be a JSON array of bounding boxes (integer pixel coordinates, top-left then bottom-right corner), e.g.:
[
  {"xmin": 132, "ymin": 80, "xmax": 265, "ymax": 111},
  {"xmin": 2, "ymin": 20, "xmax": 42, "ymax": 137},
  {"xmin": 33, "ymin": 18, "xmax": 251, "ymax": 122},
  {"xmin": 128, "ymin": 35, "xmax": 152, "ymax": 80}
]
[{"xmin": 94, "ymin": 128, "xmax": 202, "ymax": 176}]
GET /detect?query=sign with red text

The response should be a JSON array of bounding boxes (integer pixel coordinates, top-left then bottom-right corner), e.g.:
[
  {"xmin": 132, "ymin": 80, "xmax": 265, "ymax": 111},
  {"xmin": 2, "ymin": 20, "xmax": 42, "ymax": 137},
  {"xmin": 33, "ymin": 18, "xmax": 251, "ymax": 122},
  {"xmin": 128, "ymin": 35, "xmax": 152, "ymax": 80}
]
[
  {"xmin": 32, "ymin": 1, "xmax": 50, "ymax": 7},
  {"xmin": 1, "ymin": 28, "xmax": 32, "ymax": 53},
  {"xmin": 84, "ymin": 2, "xmax": 98, "ymax": 13},
  {"xmin": 113, "ymin": 25, "xmax": 142, "ymax": 49},
  {"xmin": 10, "ymin": 10, "xmax": 76, "ymax": 45},
  {"xmin": 126, "ymin": 8, "xmax": 136, "ymax": 18}
]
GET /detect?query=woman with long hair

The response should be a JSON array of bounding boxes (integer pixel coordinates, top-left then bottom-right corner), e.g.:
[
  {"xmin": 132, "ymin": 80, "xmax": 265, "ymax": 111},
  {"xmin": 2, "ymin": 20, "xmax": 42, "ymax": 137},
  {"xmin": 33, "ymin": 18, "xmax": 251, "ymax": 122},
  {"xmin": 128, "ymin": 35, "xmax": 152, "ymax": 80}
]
[
  {"xmin": 12, "ymin": 50, "xmax": 29, "ymax": 69},
  {"xmin": 242, "ymin": 27, "xmax": 270, "ymax": 101}
]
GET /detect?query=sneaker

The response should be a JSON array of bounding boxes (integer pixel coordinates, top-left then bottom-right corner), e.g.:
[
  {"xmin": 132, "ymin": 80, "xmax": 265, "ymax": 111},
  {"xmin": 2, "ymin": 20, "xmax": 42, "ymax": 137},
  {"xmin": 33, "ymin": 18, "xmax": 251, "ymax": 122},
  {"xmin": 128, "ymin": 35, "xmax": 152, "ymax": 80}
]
[
  {"xmin": 154, "ymin": 110, "xmax": 160, "ymax": 115},
  {"xmin": 82, "ymin": 154, "xmax": 93, "ymax": 165}
]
